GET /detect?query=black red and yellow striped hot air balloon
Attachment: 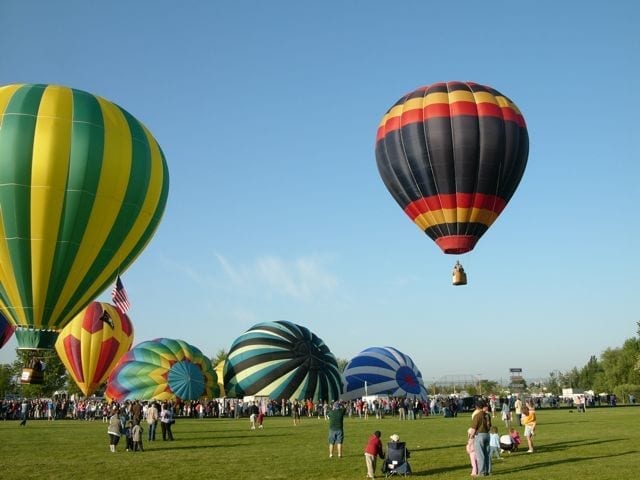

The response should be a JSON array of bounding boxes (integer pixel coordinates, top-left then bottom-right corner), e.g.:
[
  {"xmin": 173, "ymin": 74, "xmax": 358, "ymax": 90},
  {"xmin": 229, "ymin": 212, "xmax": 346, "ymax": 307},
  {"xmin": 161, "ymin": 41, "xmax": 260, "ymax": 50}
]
[
  {"xmin": 375, "ymin": 81, "xmax": 528, "ymax": 284},
  {"xmin": 0, "ymin": 84, "xmax": 169, "ymax": 357}
]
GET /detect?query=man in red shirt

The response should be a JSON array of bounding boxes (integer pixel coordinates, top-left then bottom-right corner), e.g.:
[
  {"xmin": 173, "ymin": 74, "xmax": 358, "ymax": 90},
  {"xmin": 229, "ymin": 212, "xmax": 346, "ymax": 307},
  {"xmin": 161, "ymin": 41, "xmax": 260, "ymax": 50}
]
[{"xmin": 364, "ymin": 430, "xmax": 384, "ymax": 478}]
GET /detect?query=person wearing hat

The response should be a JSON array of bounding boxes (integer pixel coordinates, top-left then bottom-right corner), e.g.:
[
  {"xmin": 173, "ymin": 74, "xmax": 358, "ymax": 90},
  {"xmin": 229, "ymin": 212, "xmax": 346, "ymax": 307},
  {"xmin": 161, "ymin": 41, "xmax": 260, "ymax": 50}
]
[
  {"xmin": 384, "ymin": 433, "xmax": 411, "ymax": 475},
  {"xmin": 469, "ymin": 399, "xmax": 492, "ymax": 476},
  {"xmin": 327, "ymin": 401, "xmax": 346, "ymax": 458},
  {"xmin": 364, "ymin": 430, "xmax": 384, "ymax": 478}
]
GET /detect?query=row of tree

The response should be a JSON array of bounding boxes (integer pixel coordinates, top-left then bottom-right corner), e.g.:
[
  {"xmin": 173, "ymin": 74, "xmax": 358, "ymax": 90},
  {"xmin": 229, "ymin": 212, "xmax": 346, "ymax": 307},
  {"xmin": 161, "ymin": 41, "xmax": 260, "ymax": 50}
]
[{"xmin": 2, "ymin": 323, "xmax": 639, "ymax": 401}]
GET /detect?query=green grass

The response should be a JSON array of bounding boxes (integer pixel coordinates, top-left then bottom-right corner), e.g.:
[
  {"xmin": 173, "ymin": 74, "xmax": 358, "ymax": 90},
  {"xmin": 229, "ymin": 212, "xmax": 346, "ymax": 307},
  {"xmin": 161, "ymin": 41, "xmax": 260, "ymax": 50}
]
[{"xmin": 1, "ymin": 407, "xmax": 639, "ymax": 479}]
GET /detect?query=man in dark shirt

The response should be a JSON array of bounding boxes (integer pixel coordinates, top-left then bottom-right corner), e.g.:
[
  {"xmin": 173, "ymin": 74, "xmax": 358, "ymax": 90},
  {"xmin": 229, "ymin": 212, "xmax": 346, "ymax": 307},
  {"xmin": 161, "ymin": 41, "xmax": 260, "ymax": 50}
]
[
  {"xmin": 328, "ymin": 401, "xmax": 346, "ymax": 458},
  {"xmin": 469, "ymin": 399, "xmax": 492, "ymax": 476}
]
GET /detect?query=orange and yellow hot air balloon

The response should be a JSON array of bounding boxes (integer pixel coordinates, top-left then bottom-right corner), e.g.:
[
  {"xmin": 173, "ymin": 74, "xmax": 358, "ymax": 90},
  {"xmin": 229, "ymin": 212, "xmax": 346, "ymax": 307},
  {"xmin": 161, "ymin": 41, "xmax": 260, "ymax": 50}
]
[{"xmin": 55, "ymin": 301, "xmax": 134, "ymax": 396}]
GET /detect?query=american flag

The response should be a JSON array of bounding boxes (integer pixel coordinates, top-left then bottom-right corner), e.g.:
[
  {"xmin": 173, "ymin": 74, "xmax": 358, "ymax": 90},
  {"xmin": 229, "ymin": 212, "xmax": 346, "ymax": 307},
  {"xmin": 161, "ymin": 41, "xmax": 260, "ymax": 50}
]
[{"xmin": 111, "ymin": 275, "xmax": 131, "ymax": 314}]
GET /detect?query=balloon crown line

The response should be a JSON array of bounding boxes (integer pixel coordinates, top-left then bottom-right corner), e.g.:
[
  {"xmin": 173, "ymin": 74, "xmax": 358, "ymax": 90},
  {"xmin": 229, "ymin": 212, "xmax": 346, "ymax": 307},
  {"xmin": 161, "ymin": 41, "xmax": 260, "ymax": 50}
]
[{"xmin": 14, "ymin": 327, "xmax": 60, "ymax": 332}]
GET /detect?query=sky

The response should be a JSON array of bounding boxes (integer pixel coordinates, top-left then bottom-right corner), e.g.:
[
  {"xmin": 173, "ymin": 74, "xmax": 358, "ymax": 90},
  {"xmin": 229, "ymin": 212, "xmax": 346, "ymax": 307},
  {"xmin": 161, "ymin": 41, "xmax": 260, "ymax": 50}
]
[{"xmin": 1, "ymin": 0, "xmax": 639, "ymax": 384}]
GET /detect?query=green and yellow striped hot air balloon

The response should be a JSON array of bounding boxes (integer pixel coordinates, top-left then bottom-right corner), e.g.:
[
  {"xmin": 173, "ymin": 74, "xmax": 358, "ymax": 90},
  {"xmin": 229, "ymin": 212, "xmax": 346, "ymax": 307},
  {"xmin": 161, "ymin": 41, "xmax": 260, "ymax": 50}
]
[{"xmin": 0, "ymin": 83, "xmax": 169, "ymax": 351}]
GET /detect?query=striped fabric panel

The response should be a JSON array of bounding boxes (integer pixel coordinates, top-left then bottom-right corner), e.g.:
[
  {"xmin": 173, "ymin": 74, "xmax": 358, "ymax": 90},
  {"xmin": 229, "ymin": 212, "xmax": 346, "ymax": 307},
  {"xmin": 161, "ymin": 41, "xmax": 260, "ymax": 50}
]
[
  {"xmin": 224, "ymin": 320, "xmax": 342, "ymax": 401},
  {"xmin": 377, "ymin": 81, "xmax": 526, "ymax": 141},
  {"xmin": 375, "ymin": 82, "xmax": 528, "ymax": 254},
  {"xmin": 0, "ymin": 84, "xmax": 169, "ymax": 332}
]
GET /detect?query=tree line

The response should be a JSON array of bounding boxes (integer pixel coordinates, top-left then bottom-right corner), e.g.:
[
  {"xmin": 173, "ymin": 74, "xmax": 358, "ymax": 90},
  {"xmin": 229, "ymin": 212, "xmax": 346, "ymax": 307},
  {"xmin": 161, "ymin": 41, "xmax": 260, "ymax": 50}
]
[{"xmin": 2, "ymin": 323, "xmax": 639, "ymax": 400}]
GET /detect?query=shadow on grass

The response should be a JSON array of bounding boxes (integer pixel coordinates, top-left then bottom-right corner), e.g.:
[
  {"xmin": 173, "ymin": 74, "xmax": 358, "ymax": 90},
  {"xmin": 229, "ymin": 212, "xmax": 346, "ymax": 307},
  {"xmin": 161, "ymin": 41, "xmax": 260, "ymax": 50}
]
[
  {"xmin": 499, "ymin": 450, "xmax": 638, "ymax": 474},
  {"xmin": 178, "ymin": 431, "xmax": 290, "ymax": 439},
  {"xmin": 412, "ymin": 442, "xmax": 467, "ymax": 452},
  {"xmin": 147, "ymin": 442, "xmax": 249, "ymax": 451},
  {"xmin": 541, "ymin": 437, "xmax": 628, "ymax": 452},
  {"xmin": 409, "ymin": 461, "xmax": 479, "ymax": 477},
  {"xmin": 408, "ymin": 449, "xmax": 639, "ymax": 477}
]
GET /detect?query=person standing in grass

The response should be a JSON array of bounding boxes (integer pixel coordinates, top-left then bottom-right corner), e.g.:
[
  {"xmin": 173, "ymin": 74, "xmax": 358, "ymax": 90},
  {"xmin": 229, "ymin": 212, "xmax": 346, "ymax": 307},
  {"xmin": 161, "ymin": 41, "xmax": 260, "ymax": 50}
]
[
  {"xmin": 328, "ymin": 401, "xmax": 346, "ymax": 458},
  {"xmin": 19, "ymin": 399, "xmax": 29, "ymax": 426},
  {"xmin": 160, "ymin": 403, "xmax": 174, "ymax": 441},
  {"xmin": 132, "ymin": 420, "xmax": 144, "ymax": 452},
  {"xmin": 466, "ymin": 428, "xmax": 478, "ymax": 476},
  {"xmin": 364, "ymin": 430, "xmax": 384, "ymax": 478},
  {"xmin": 107, "ymin": 408, "xmax": 122, "ymax": 453},
  {"xmin": 489, "ymin": 426, "xmax": 503, "ymax": 460},
  {"xmin": 469, "ymin": 399, "xmax": 492, "ymax": 476},
  {"xmin": 145, "ymin": 401, "xmax": 159, "ymax": 441},
  {"xmin": 293, "ymin": 400, "xmax": 301, "ymax": 426},
  {"xmin": 257, "ymin": 410, "xmax": 265, "ymax": 429},
  {"xmin": 514, "ymin": 396, "xmax": 522, "ymax": 426},
  {"xmin": 521, "ymin": 403, "xmax": 537, "ymax": 453},
  {"xmin": 500, "ymin": 400, "xmax": 511, "ymax": 430}
]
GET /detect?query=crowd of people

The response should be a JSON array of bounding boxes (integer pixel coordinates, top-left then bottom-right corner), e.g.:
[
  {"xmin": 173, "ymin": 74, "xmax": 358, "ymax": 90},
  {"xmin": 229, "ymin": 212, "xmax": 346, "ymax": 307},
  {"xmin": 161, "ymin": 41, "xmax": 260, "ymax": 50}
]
[
  {"xmin": 465, "ymin": 396, "xmax": 538, "ymax": 477},
  {"xmin": 7, "ymin": 390, "xmax": 626, "ymax": 474}
]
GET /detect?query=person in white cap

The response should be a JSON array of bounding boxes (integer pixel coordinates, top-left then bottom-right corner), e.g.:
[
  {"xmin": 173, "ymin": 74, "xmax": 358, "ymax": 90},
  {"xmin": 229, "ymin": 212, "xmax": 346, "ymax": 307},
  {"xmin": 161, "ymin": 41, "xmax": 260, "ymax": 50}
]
[{"xmin": 384, "ymin": 433, "xmax": 411, "ymax": 474}]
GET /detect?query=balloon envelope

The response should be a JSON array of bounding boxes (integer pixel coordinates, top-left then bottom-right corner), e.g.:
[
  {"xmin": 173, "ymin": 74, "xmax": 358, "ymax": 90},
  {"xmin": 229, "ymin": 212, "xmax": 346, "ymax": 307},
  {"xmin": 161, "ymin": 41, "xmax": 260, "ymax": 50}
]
[
  {"xmin": 224, "ymin": 320, "xmax": 342, "ymax": 402},
  {"xmin": 376, "ymin": 81, "xmax": 528, "ymax": 255},
  {"xmin": 342, "ymin": 346, "xmax": 428, "ymax": 400},
  {"xmin": 0, "ymin": 84, "xmax": 169, "ymax": 349},
  {"xmin": 0, "ymin": 311, "xmax": 14, "ymax": 349},
  {"xmin": 55, "ymin": 302, "xmax": 134, "ymax": 396},
  {"xmin": 105, "ymin": 338, "xmax": 218, "ymax": 401}
]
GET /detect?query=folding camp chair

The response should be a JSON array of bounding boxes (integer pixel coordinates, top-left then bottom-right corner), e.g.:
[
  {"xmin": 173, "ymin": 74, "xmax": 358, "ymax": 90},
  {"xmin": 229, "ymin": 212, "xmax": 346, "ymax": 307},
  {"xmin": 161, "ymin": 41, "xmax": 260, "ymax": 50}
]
[{"xmin": 383, "ymin": 441, "xmax": 411, "ymax": 477}]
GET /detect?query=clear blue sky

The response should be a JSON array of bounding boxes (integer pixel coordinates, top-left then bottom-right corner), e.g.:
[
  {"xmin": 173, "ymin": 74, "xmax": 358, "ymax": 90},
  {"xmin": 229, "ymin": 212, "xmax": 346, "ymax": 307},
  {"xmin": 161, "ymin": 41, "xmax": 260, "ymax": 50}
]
[{"xmin": 1, "ymin": 0, "xmax": 638, "ymax": 383}]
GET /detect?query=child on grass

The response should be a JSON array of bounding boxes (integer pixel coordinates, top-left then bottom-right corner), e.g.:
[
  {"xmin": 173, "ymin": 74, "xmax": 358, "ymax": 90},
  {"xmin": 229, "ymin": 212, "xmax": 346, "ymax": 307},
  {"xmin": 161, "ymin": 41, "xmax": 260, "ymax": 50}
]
[
  {"xmin": 489, "ymin": 426, "xmax": 502, "ymax": 460},
  {"xmin": 132, "ymin": 420, "xmax": 144, "ymax": 452},
  {"xmin": 466, "ymin": 428, "xmax": 478, "ymax": 476}
]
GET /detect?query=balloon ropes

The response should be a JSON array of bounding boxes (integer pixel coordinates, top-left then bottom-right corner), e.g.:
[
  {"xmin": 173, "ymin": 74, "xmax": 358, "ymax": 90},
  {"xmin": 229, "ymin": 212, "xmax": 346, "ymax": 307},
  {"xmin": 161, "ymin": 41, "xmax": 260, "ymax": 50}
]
[
  {"xmin": 0, "ymin": 84, "xmax": 169, "ymax": 351},
  {"xmin": 375, "ymin": 81, "xmax": 528, "ymax": 284}
]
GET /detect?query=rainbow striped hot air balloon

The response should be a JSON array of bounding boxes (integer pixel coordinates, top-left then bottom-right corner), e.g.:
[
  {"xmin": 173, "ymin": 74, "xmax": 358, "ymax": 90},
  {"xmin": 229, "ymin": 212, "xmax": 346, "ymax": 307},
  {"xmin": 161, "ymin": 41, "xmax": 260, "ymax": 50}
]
[
  {"xmin": 342, "ymin": 346, "xmax": 428, "ymax": 400},
  {"xmin": 0, "ymin": 84, "xmax": 169, "ymax": 350},
  {"xmin": 224, "ymin": 320, "xmax": 342, "ymax": 402},
  {"xmin": 106, "ymin": 338, "xmax": 218, "ymax": 401},
  {"xmin": 55, "ymin": 302, "xmax": 134, "ymax": 397}
]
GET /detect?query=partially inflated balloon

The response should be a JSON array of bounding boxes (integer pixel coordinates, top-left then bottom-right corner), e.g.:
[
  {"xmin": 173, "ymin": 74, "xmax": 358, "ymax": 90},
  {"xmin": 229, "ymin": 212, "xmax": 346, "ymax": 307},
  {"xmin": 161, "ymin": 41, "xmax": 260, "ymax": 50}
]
[
  {"xmin": 0, "ymin": 311, "xmax": 14, "ymax": 349},
  {"xmin": 0, "ymin": 84, "xmax": 169, "ymax": 349},
  {"xmin": 376, "ymin": 81, "xmax": 528, "ymax": 254},
  {"xmin": 224, "ymin": 320, "xmax": 342, "ymax": 401},
  {"xmin": 105, "ymin": 338, "xmax": 218, "ymax": 401},
  {"xmin": 342, "ymin": 346, "xmax": 427, "ymax": 400},
  {"xmin": 55, "ymin": 302, "xmax": 133, "ymax": 396}
]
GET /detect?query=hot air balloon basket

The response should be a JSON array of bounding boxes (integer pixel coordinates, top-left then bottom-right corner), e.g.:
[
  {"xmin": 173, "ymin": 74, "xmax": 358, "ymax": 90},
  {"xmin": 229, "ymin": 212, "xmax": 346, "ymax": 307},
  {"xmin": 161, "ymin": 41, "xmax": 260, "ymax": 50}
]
[
  {"xmin": 452, "ymin": 270, "xmax": 467, "ymax": 286},
  {"xmin": 20, "ymin": 367, "xmax": 44, "ymax": 385}
]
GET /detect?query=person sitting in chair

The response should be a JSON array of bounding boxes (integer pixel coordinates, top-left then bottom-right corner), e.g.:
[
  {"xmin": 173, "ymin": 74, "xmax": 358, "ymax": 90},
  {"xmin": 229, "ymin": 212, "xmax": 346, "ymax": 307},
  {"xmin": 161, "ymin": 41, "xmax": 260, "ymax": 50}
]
[{"xmin": 382, "ymin": 433, "xmax": 412, "ymax": 476}]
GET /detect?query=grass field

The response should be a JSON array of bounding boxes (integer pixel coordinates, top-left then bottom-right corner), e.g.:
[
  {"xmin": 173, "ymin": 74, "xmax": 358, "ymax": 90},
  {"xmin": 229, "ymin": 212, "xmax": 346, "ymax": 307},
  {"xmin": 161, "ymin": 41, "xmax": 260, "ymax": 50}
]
[{"xmin": 1, "ymin": 406, "xmax": 639, "ymax": 479}]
